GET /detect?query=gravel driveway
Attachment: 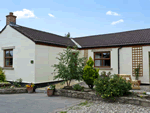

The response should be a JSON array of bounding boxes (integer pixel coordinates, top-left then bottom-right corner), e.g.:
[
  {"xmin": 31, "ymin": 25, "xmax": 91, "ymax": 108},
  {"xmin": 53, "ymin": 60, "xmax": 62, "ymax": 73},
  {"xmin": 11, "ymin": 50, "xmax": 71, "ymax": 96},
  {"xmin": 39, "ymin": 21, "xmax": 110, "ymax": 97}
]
[
  {"xmin": 0, "ymin": 93, "xmax": 84, "ymax": 113},
  {"xmin": 57, "ymin": 100, "xmax": 150, "ymax": 113}
]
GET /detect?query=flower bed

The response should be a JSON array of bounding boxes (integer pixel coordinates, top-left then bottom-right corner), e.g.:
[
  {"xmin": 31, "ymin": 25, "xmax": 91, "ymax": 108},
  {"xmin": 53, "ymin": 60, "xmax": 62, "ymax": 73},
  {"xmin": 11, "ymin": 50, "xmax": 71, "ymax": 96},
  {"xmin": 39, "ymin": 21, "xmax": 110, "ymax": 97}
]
[
  {"xmin": 0, "ymin": 88, "xmax": 27, "ymax": 94},
  {"xmin": 54, "ymin": 89, "xmax": 150, "ymax": 107}
]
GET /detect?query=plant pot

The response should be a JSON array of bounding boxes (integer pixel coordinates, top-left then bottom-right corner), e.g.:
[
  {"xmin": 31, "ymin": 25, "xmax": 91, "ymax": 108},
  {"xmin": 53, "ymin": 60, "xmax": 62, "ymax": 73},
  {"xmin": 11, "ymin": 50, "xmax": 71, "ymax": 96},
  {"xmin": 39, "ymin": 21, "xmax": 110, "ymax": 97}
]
[
  {"xmin": 47, "ymin": 89, "xmax": 54, "ymax": 96},
  {"xmin": 27, "ymin": 87, "xmax": 33, "ymax": 93},
  {"xmin": 137, "ymin": 80, "xmax": 141, "ymax": 85}
]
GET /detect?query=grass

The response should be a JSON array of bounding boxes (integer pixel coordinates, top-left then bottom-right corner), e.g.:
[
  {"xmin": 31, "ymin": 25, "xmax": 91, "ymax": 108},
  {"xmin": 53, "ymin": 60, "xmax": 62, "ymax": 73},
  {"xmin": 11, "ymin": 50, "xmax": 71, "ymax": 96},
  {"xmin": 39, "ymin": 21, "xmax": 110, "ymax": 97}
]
[
  {"xmin": 60, "ymin": 111, "xmax": 67, "ymax": 113},
  {"xmin": 78, "ymin": 101, "xmax": 88, "ymax": 106},
  {"xmin": 0, "ymin": 82, "xmax": 11, "ymax": 84}
]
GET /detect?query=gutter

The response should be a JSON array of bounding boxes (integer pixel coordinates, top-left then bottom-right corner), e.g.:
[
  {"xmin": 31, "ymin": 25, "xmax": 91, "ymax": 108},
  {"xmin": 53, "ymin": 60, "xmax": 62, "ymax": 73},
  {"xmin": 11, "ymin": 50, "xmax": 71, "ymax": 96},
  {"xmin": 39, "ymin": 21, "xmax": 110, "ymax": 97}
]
[{"xmin": 118, "ymin": 46, "xmax": 122, "ymax": 74}]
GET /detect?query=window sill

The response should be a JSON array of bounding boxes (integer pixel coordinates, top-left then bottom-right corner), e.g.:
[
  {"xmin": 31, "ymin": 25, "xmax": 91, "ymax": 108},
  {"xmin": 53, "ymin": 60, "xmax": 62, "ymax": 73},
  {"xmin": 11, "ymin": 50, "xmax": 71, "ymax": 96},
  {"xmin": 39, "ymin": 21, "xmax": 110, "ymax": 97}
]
[
  {"xmin": 2, "ymin": 67, "xmax": 14, "ymax": 70},
  {"xmin": 95, "ymin": 67, "xmax": 113, "ymax": 70}
]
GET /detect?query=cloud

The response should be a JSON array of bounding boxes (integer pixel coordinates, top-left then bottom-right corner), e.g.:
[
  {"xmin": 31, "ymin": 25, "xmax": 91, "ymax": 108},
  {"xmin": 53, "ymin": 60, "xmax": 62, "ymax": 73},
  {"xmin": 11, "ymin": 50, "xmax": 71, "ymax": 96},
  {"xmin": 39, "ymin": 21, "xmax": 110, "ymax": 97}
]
[
  {"xmin": 48, "ymin": 13, "xmax": 54, "ymax": 18},
  {"xmin": 111, "ymin": 19, "xmax": 124, "ymax": 25},
  {"xmin": 14, "ymin": 9, "xmax": 37, "ymax": 19},
  {"xmin": 106, "ymin": 11, "xmax": 120, "ymax": 16}
]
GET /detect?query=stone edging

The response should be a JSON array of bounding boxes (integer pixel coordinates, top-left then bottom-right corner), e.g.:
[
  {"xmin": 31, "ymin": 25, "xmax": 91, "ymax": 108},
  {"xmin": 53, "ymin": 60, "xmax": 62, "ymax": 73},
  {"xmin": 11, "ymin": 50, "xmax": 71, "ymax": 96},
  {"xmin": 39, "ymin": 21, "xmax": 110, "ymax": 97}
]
[
  {"xmin": 0, "ymin": 88, "xmax": 27, "ymax": 94},
  {"xmin": 54, "ymin": 89, "xmax": 150, "ymax": 107}
]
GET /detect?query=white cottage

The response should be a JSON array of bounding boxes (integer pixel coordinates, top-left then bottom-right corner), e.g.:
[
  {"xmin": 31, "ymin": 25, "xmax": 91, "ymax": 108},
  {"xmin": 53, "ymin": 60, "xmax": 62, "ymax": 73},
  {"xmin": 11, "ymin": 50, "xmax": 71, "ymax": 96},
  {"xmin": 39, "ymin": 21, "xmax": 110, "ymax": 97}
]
[{"xmin": 0, "ymin": 12, "xmax": 150, "ymax": 84}]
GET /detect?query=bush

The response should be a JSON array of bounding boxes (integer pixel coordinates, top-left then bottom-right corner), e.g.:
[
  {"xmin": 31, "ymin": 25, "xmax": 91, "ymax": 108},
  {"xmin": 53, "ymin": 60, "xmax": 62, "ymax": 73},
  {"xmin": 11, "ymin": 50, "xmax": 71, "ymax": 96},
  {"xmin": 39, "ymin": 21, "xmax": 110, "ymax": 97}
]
[
  {"xmin": 94, "ymin": 74, "xmax": 132, "ymax": 99},
  {"xmin": 73, "ymin": 84, "xmax": 83, "ymax": 91},
  {"xmin": 0, "ymin": 67, "xmax": 6, "ymax": 82},
  {"xmin": 82, "ymin": 57, "xmax": 99, "ymax": 89},
  {"xmin": 13, "ymin": 78, "xmax": 23, "ymax": 87}
]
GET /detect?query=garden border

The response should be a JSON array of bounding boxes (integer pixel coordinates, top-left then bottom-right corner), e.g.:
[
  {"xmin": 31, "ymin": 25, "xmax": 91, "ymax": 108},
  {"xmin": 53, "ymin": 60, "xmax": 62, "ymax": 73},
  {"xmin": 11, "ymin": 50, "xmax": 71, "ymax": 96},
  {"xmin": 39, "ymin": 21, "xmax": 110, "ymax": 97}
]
[
  {"xmin": 0, "ymin": 88, "xmax": 27, "ymax": 94},
  {"xmin": 54, "ymin": 89, "xmax": 150, "ymax": 107}
]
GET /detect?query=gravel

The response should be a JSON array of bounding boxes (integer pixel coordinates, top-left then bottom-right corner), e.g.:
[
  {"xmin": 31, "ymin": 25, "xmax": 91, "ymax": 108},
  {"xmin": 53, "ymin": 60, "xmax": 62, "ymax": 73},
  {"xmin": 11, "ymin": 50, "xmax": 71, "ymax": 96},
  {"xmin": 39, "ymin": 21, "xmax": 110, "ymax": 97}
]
[{"xmin": 58, "ymin": 100, "xmax": 150, "ymax": 113}]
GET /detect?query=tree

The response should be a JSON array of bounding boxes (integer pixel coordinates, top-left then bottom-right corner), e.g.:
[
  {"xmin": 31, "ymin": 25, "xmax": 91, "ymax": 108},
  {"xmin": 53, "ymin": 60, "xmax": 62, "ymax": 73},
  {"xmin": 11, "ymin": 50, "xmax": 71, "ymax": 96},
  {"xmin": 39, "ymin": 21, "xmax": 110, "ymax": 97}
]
[
  {"xmin": 82, "ymin": 57, "xmax": 99, "ymax": 89},
  {"xmin": 52, "ymin": 46, "xmax": 87, "ymax": 87},
  {"xmin": 65, "ymin": 32, "xmax": 71, "ymax": 38}
]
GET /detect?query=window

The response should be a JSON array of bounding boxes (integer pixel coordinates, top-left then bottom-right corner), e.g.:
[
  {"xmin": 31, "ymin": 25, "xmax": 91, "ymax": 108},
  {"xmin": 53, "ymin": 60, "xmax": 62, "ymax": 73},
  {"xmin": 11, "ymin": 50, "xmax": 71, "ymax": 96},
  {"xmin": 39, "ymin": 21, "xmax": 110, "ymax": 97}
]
[
  {"xmin": 94, "ymin": 52, "xmax": 110, "ymax": 68},
  {"xmin": 4, "ymin": 49, "xmax": 13, "ymax": 67}
]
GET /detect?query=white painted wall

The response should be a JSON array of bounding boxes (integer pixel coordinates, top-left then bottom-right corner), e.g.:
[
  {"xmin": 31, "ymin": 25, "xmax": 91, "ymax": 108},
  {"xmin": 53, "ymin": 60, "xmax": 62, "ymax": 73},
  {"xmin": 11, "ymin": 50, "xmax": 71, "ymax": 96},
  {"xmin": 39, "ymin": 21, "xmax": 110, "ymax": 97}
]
[
  {"xmin": 35, "ymin": 45, "xmax": 65, "ymax": 83},
  {"xmin": 0, "ymin": 25, "xmax": 35, "ymax": 83},
  {"xmin": 142, "ymin": 46, "xmax": 150, "ymax": 84}
]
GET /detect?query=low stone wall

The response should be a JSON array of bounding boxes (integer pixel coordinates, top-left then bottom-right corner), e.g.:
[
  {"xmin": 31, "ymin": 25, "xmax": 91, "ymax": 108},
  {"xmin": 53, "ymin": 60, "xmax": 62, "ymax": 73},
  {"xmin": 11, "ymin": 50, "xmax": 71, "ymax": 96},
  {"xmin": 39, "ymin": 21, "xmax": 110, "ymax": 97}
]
[
  {"xmin": 54, "ymin": 89, "xmax": 150, "ymax": 107},
  {"xmin": 0, "ymin": 88, "xmax": 27, "ymax": 94}
]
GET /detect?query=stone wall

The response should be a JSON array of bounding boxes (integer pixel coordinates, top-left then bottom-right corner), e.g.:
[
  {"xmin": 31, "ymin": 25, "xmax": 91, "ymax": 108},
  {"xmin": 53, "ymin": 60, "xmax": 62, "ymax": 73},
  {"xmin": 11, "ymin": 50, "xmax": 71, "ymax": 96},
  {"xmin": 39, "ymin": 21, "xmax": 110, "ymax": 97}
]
[
  {"xmin": 54, "ymin": 89, "xmax": 150, "ymax": 107},
  {"xmin": 0, "ymin": 88, "xmax": 27, "ymax": 94}
]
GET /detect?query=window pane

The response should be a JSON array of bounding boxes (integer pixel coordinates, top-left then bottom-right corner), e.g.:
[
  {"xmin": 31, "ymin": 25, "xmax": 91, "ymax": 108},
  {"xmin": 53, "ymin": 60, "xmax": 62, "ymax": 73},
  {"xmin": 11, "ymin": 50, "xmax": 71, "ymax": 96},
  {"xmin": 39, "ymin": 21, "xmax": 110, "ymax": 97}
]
[
  {"xmin": 95, "ymin": 60, "xmax": 102, "ymax": 66},
  {"xmin": 10, "ymin": 58, "xmax": 13, "ymax": 65},
  {"xmin": 103, "ymin": 60, "xmax": 110, "ymax": 66},
  {"xmin": 103, "ymin": 52, "xmax": 110, "ymax": 58},
  {"xmin": 5, "ymin": 51, "xmax": 10, "ymax": 57},
  {"xmin": 10, "ymin": 51, "xmax": 13, "ymax": 57},
  {"xmin": 5, "ymin": 58, "xmax": 10, "ymax": 66},
  {"xmin": 95, "ymin": 53, "xmax": 102, "ymax": 59}
]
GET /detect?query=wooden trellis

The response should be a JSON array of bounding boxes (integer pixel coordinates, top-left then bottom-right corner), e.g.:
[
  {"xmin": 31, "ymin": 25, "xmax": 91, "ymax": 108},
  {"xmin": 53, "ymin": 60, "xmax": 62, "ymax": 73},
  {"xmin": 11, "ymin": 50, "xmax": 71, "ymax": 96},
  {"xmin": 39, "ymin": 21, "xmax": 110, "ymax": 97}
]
[{"xmin": 132, "ymin": 46, "xmax": 143, "ymax": 77}]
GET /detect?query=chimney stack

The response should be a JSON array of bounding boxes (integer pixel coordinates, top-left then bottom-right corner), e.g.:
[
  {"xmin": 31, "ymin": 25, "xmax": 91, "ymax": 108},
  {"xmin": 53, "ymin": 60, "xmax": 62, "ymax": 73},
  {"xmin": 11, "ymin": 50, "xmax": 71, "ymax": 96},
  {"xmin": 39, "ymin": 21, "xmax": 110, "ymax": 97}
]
[{"xmin": 6, "ymin": 12, "xmax": 17, "ymax": 25}]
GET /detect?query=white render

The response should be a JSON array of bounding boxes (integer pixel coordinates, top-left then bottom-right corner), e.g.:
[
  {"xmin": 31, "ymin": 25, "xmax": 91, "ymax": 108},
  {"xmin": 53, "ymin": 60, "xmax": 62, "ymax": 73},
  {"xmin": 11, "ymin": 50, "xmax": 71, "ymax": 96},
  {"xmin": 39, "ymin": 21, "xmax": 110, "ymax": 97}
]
[
  {"xmin": 35, "ymin": 44, "xmax": 65, "ymax": 83},
  {"xmin": 0, "ymin": 25, "xmax": 35, "ymax": 83}
]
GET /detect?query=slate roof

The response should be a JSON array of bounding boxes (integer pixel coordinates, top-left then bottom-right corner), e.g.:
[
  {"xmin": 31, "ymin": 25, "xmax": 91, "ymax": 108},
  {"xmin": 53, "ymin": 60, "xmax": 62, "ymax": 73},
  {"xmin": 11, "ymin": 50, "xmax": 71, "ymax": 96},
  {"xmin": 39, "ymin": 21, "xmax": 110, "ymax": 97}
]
[
  {"xmin": 10, "ymin": 24, "xmax": 76, "ymax": 47},
  {"xmin": 73, "ymin": 28, "xmax": 150, "ymax": 48}
]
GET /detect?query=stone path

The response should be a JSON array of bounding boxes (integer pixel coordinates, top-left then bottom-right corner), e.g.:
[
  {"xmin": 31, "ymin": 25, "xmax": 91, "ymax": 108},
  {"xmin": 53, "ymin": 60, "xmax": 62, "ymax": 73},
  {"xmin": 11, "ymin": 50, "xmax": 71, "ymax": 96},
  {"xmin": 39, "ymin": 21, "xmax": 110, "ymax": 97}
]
[{"xmin": 55, "ymin": 100, "xmax": 150, "ymax": 113}]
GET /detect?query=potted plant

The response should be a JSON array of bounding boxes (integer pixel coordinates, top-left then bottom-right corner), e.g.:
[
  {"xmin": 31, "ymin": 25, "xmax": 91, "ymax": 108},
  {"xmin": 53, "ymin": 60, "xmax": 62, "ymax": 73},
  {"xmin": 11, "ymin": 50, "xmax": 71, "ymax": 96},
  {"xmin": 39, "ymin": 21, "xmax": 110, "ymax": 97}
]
[
  {"xmin": 134, "ymin": 64, "xmax": 141, "ymax": 85},
  {"xmin": 26, "ymin": 83, "xmax": 35, "ymax": 93},
  {"xmin": 47, "ymin": 84, "xmax": 55, "ymax": 96}
]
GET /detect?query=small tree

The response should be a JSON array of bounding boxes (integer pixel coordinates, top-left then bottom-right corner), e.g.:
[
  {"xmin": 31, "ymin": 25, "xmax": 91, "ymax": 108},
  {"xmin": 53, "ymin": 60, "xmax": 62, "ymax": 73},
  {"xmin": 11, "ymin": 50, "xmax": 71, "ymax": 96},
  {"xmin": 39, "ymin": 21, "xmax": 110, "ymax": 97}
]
[
  {"xmin": 82, "ymin": 57, "xmax": 99, "ymax": 89},
  {"xmin": 52, "ymin": 46, "xmax": 87, "ymax": 86}
]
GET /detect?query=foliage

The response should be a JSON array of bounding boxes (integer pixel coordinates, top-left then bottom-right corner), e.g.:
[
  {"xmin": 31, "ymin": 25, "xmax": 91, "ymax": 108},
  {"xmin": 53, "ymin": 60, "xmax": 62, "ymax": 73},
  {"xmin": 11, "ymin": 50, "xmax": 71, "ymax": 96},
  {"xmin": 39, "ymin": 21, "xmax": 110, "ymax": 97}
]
[
  {"xmin": 134, "ymin": 64, "xmax": 140, "ymax": 80},
  {"xmin": 0, "ymin": 67, "xmax": 6, "ymax": 82},
  {"xmin": 26, "ymin": 83, "xmax": 35, "ymax": 88},
  {"xmin": 13, "ymin": 81, "xmax": 21, "ymax": 87},
  {"xmin": 52, "ymin": 46, "xmax": 87, "ymax": 86},
  {"xmin": 47, "ymin": 84, "xmax": 55, "ymax": 90},
  {"xmin": 65, "ymin": 32, "xmax": 71, "ymax": 38},
  {"xmin": 143, "ymin": 92, "xmax": 146, "ymax": 95},
  {"xmin": 100, "ymin": 71, "xmax": 111, "ymax": 77},
  {"xmin": 94, "ymin": 74, "xmax": 132, "ymax": 99},
  {"xmin": 73, "ymin": 84, "xmax": 83, "ymax": 91},
  {"xmin": 78, "ymin": 101, "xmax": 88, "ymax": 106},
  {"xmin": 82, "ymin": 57, "xmax": 99, "ymax": 89},
  {"xmin": 13, "ymin": 78, "xmax": 23, "ymax": 87}
]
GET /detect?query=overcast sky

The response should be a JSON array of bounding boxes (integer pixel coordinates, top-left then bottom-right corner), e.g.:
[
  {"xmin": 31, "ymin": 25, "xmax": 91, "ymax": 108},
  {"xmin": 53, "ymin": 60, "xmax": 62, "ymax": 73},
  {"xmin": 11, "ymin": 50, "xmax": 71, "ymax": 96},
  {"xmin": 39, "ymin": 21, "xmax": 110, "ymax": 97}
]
[{"xmin": 0, "ymin": 0, "xmax": 150, "ymax": 37}]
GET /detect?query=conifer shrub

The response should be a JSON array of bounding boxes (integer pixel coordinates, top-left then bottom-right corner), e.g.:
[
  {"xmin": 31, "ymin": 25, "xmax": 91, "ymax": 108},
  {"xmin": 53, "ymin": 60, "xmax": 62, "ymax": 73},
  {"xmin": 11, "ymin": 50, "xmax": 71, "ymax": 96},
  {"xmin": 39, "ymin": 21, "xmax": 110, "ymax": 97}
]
[{"xmin": 82, "ymin": 57, "xmax": 99, "ymax": 89}]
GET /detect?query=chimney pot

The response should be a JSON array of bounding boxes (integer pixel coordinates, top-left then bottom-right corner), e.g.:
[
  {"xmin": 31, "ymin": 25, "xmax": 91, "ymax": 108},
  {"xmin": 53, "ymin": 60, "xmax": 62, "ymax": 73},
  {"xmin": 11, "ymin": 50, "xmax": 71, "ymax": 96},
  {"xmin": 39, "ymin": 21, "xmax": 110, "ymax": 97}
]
[{"xmin": 6, "ymin": 12, "xmax": 17, "ymax": 25}]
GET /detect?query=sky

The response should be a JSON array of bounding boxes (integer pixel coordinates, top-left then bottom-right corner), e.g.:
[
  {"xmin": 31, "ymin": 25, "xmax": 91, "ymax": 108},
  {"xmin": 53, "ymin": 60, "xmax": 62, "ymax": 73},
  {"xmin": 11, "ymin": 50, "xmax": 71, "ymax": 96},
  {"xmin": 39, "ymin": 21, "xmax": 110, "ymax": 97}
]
[{"xmin": 0, "ymin": 0, "xmax": 150, "ymax": 38}]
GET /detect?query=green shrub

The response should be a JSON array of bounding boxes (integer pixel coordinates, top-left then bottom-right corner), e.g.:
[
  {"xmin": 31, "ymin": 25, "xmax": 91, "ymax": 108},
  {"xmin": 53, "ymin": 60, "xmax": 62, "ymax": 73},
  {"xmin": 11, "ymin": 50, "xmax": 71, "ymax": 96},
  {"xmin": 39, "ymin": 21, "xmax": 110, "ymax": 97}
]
[
  {"xmin": 73, "ymin": 84, "xmax": 83, "ymax": 91},
  {"xmin": 82, "ymin": 57, "xmax": 99, "ymax": 89},
  {"xmin": 0, "ymin": 67, "xmax": 6, "ymax": 82},
  {"xmin": 94, "ymin": 74, "xmax": 132, "ymax": 99}
]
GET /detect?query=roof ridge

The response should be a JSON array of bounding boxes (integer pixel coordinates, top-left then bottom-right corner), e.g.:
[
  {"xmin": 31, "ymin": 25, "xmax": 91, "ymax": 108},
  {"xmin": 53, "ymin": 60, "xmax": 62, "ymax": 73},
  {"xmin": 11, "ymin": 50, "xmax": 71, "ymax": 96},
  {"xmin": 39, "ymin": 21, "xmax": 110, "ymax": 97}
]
[
  {"xmin": 16, "ymin": 24, "xmax": 68, "ymax": 39},
  {"xmin": 75, "ymin": 28, "xmax": 150, "ymax": 39}
]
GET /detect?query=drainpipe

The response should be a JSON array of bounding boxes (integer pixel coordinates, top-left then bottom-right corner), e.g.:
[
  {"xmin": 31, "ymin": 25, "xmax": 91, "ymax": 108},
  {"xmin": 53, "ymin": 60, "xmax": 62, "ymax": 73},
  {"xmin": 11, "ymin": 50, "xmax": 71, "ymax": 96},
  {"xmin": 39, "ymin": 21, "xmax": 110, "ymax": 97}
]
[{"xmin": 118, "ymin": 46, "xmax": 122, "ymax": 74}]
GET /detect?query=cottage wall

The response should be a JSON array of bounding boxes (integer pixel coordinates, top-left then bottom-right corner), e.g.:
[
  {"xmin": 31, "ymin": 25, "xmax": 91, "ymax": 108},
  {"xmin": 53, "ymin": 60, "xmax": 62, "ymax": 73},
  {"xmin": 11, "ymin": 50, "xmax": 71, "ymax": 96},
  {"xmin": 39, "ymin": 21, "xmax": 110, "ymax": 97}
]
[{"xmin": 0, "ymin": 25, "xmax": 35, "ymax": 83}]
